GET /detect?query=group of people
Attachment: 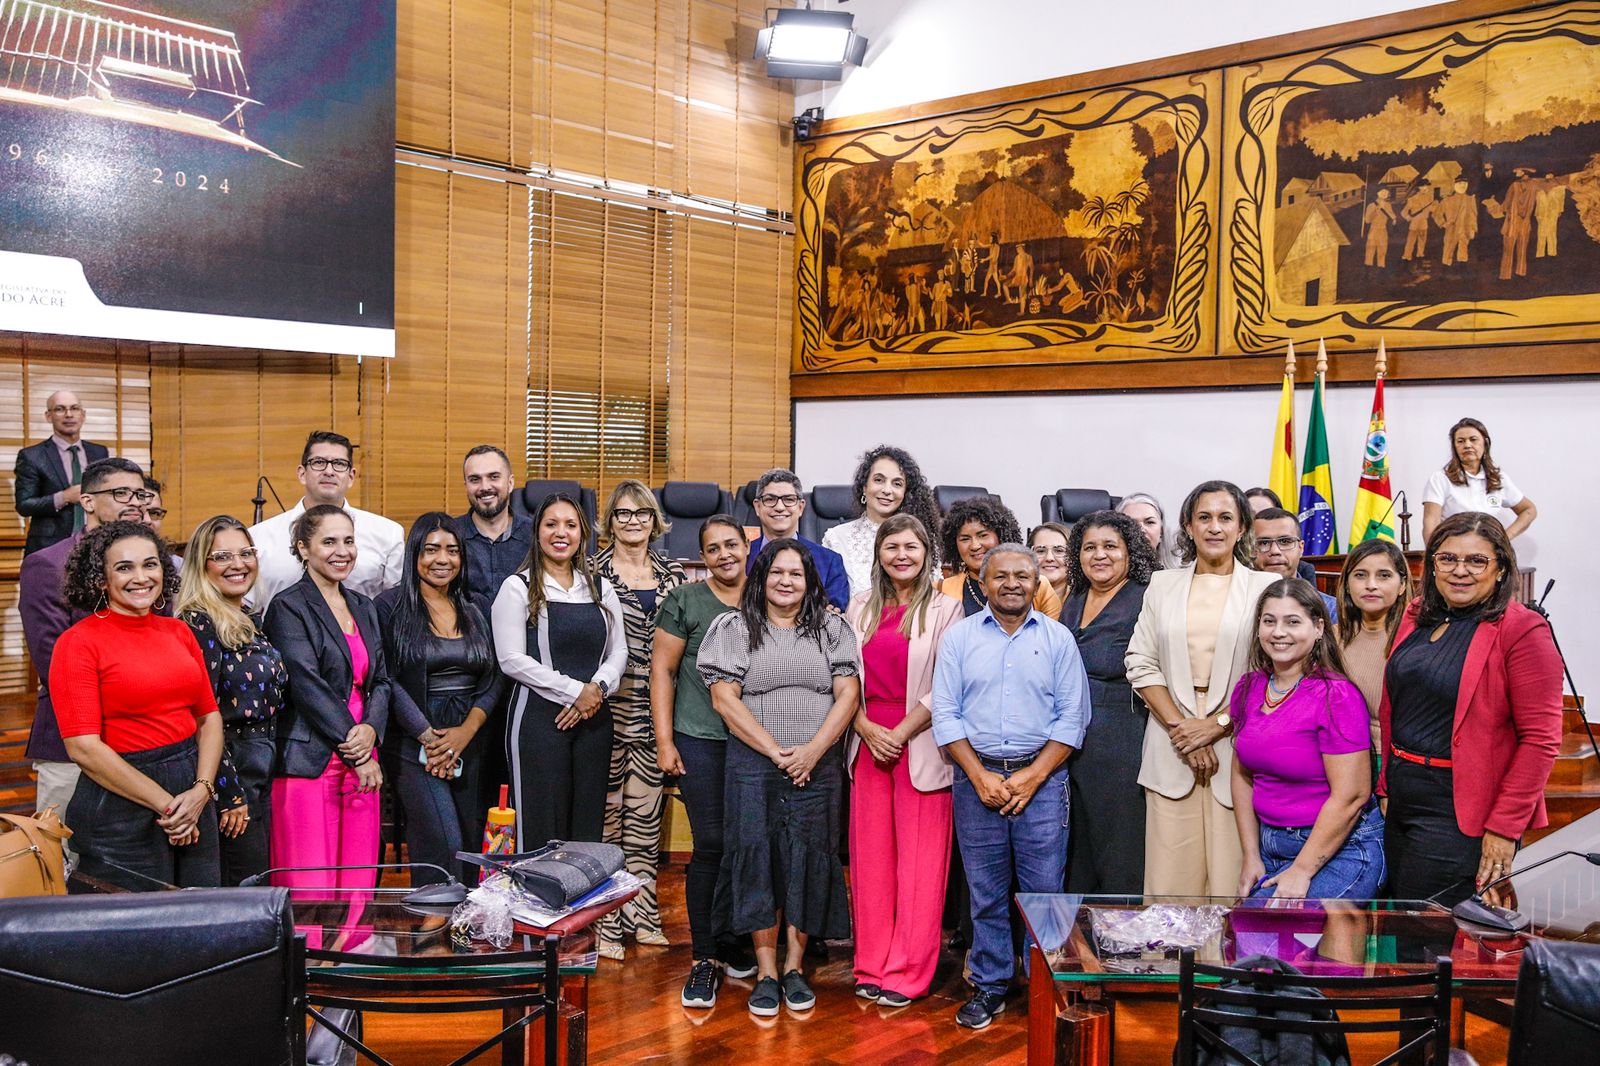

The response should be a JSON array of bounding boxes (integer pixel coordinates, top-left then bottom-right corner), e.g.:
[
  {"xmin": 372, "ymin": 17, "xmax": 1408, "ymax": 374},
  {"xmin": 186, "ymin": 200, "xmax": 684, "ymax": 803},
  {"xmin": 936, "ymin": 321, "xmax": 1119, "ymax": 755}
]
[{"xmin": 14, "ymin": 393, "xmax": 1562, "ymax": 1033}]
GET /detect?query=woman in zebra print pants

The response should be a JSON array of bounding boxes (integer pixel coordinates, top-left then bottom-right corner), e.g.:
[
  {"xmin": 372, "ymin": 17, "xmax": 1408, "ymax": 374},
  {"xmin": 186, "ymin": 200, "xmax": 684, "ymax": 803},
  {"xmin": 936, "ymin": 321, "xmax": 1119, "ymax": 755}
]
[{"xmin": 590, "ymin": 480, "xmax": 686, "ymax": 960}]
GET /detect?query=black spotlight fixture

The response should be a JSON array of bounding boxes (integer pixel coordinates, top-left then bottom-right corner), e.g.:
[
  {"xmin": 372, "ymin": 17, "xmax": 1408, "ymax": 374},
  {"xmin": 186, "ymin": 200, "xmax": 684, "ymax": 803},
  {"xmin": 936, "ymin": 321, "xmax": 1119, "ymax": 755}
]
[
  {"xmin": 755, "ymin": 4, "xmax": 869, "ymax": 81},
  {"xmin": 792, "ymin": 106, "xmax": 825, "ymax": 142}
]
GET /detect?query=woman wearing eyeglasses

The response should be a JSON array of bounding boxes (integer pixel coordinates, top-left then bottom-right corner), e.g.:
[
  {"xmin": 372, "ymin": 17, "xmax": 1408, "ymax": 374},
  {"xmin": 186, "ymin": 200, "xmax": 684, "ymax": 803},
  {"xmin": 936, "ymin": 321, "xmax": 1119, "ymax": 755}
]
[
  {"xmin": 1378, "ymin": 512, "xmax": 1562, "ymax": 906},
  {"xmin": 177, "ymin": 516, "xmax": 287, "ymax": 885},
  {"xmin": 589, "ymin": 480, "xmax": 686, "ymax": 960}
]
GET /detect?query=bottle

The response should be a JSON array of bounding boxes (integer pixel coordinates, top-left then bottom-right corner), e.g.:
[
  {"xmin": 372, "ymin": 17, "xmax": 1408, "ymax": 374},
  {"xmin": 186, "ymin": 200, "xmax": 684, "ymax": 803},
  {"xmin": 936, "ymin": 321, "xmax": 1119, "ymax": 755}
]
[{"xmin": 479, "ymin": 784, "xmax": 516, "ymax": 883}]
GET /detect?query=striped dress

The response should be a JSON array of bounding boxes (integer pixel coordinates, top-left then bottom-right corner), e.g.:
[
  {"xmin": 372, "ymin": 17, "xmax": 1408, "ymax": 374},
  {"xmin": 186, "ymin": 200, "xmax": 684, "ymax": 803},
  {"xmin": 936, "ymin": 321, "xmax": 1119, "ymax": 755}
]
[{"xmin": 589, "ymin": 546, "xmax": 686, "ymax": 942}]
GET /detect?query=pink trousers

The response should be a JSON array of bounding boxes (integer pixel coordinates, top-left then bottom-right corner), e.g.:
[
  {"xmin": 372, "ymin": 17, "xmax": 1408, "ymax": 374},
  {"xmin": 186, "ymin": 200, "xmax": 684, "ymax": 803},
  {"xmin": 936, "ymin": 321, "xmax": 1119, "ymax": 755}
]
[
  {"xmin": 270, "ymin": 754, "xmax": 381, "ymax": 893},
  {"xmin": 848, "ymin": 730, "xmax": 953, "ymax": 998}
]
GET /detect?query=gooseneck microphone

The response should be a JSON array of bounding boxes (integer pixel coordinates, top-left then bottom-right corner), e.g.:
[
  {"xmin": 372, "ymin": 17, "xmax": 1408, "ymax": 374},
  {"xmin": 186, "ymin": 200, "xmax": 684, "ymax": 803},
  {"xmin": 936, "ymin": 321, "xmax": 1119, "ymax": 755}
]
[
  {"xmin": 1452, "ymin": 850, "xmax": 1600, "ymax": 932},
  {"xmin": 239, "ymin": 862, "xmax": 469, "ymax": 905}
]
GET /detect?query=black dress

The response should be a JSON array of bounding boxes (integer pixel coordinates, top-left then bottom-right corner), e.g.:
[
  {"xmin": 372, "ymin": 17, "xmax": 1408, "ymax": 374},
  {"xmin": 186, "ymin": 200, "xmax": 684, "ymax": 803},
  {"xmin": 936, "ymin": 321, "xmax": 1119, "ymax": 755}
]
[{"xmin": 1061, "ymin": 582, "xmax": 1148, "ymax": 894}]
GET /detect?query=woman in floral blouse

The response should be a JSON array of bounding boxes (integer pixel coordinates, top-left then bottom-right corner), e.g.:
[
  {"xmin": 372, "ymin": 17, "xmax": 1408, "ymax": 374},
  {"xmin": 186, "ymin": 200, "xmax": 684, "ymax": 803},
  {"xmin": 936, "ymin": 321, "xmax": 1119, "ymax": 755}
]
[{"xmin": 178, "ymin": 515, "xmax": 288, "ymax": 885}]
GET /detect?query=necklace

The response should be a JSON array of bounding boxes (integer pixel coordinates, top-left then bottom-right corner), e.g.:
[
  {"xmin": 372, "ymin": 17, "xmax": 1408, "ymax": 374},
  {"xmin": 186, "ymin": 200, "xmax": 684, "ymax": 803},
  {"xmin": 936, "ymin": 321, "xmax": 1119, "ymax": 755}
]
[{"xmin": 1263, "ymin": 674, "xmax": 1301, "ymax": 709}]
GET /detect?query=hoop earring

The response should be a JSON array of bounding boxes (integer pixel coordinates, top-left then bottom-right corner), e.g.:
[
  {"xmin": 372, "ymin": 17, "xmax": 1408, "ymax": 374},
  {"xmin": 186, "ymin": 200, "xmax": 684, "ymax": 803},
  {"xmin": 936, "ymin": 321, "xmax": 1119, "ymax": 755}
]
[
  {"xmin": 860, "ymin": 493, "xmax": 867, "ymax": 505},
  {"xmin": 93, "ymin": 590, "xmax": 110, "ymax": 618},
  {"xmin": 155, "ymin": 594, "xmax": 168, "ymax": 613}
]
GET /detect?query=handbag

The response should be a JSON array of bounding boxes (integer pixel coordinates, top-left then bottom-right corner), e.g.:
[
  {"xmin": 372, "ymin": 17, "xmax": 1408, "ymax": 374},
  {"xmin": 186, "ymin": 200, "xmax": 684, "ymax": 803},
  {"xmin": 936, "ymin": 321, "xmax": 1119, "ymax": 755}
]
[
  {"xmin": 458, "ymin": 840, "xmax": 623, "ymax": 909},
  {"xmin": 0, "ymin": 807, "xmax": 72, "ymax": 898}
]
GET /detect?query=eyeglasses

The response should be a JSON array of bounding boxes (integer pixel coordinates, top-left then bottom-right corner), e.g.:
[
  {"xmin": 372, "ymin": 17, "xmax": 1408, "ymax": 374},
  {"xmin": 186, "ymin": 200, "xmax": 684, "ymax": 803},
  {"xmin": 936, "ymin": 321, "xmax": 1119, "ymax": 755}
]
[
  {"xmin": 49, "ymin": 404, "xmax": 84, "ymax": 415},
  {"xmin": 143, "ymin": 508, "xmax": 168, "ymax": 521},
  {"xmin": 1433, "ymin": 552, "xmax": 1495, "ymax": 575},
  {"xmin": 304, "ymin": 457, "xmax": 353, "ymax": 473},
  {"xmin": 756, "ymin": 493, "xmax": 803, "ymax": 508},
  {"xmin": 1032, "ymin": 545, "xmax": 1069, "ymax": 557},
  {"xmin": 612, "ymin": 508, "xmax": 653, "ymax": 525},
  {"xmin": 206, "ymin": 548, "xmax": 258, "ymax": 564},
  {"xmin": 1257, "ymin": 536, "xmax": 1303, "ymax": 552},
  {"xmin": 87, "ymin": 487, "xmax": 155, "ymax": 503}
]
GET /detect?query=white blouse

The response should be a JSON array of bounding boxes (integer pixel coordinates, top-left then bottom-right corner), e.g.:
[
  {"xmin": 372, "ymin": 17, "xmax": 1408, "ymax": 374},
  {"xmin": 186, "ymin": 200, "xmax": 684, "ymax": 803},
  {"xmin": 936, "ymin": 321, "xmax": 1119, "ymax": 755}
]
[
  {"xmin": 822, "ymin": 515, "xmax": 880, "ymax": 599},
  {"xmin": 1423, "ymin": 468, "xmax": 1525, "ymax": 526},
  {"xmin": 490, "ymin": 569, "xmax": 628, "ymax": 706}
]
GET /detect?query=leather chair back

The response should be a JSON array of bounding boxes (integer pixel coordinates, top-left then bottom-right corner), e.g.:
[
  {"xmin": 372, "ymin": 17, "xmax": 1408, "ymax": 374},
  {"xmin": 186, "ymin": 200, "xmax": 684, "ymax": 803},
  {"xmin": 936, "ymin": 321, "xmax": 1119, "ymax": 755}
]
[
  {"xmin": 1508, "ymin": 939, "xmax": 1600, "ymax": 1064},
  {"xmin": 934, "ymin": 484, "xmax": 990, "ymax": 513},
  {"xmin": 802, "ymin": 484, "xmax": 855, "ymax": 542},
  {"xmin": 515, "ymin": 478, "xmax": 599, "ymax": 551},
  {"xmin": 0, "ymin": 887, "xmax": 305, "ymax": 1066},
  {"xmin": 733, "ymin": 480, "xmax": 760, "ymax": 527},
  {"xmin": 654, "ymin": 481, "xmax": 734, "ymax": 559},
  {"xmin": 1042, "ymin": 488, "xmax": 1116, "ymax": 526}
]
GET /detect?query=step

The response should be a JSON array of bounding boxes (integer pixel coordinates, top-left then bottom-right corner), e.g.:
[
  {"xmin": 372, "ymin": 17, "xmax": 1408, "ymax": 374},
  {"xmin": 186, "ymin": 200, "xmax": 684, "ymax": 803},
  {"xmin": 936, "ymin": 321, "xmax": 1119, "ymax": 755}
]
[{"xmin": 1549, "ymin": 732, "xmax": 1600, "ymax": 787}]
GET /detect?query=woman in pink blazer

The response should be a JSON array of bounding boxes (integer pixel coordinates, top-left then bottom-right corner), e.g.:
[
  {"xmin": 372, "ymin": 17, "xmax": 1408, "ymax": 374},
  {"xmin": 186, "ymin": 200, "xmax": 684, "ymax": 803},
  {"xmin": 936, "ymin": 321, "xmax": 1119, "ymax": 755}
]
[
  {"xmin": 844, "ymin": 513, "xmax": 965, "ymax": 1007},
  {"xmin": 1378, "ymin": 511, "xmax": 1562, "ymax": 906}
]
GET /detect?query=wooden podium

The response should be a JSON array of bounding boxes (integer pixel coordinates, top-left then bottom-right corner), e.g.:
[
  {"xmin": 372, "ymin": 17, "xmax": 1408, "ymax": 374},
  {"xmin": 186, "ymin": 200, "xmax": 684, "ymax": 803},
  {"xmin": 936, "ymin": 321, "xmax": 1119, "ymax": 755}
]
[{"xmin": 1307, "ymin": 551, "xmax": 1536, "ymax": 604}]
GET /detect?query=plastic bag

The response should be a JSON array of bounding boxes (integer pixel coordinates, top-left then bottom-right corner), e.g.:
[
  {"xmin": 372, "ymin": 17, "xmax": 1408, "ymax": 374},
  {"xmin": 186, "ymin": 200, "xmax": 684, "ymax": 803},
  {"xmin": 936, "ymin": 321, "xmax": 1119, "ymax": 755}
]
[{"xmin": 1089, "ymin": 903, "xmax": 1228, "ymax": 955}]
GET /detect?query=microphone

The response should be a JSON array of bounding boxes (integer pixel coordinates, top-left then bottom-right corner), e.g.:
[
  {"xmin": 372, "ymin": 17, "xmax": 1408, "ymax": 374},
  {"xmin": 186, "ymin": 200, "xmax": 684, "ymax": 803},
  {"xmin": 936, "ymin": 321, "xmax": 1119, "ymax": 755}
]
[
  {"xmin": 252, "ymin": 475, "xmax": 286, "ymax": 525},
  {"xmin": 1451, "ymin": 849, "xmax": 1600, "ymax": 932},
  {"xmin": 239, "ymin": 862, "xmax": 469, "ymax": 906},
  {"xmin": 1395, "ymin": 490, "xmax": 1412, "ymax": 551}
]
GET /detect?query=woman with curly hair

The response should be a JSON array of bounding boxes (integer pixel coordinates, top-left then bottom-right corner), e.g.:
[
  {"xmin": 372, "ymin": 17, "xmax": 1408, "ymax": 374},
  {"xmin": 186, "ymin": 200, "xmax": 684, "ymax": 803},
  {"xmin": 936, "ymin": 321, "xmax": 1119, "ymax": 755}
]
[
  {"xmin": 823, "ymin": 445, "xmax": 943, "ymax": 598},
  {"xmin": 1125, "ymin": 480, "xmax": 1276, "ymax": 896},
  {"xmin": 52, "ymin": 520, "xmax": 224, "ymax": 888},
  {"xmin": 697, "ymin": 539, "xmax": 861, "ymax": 1018},
  {"xmin": 938, "ymin": 495, "xmax": 1059, "ymax": 617},
  {"xmin": 1060, "ymin": 510, "xmax": 1159, "ymax": 893}
]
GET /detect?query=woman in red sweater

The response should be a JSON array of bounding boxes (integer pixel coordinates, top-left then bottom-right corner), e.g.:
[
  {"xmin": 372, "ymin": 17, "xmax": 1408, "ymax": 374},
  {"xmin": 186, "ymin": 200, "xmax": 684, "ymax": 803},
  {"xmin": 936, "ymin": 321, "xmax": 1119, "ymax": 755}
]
[{"xmin": 52, "ymin": 520, "xmax": 224, "ymax": 889}]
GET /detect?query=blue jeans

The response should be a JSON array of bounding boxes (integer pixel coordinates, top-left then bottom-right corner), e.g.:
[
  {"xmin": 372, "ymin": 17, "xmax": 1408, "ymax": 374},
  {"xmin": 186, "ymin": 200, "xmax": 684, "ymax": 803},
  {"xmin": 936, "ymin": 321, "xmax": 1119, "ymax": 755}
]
[
  {"xmin": 1251, "ymin": 804, "xmax": 1387, "ymax": 900},
  {"xmin": 953, "ymin": 762, "xmax": 1069, "ymax": 995}
]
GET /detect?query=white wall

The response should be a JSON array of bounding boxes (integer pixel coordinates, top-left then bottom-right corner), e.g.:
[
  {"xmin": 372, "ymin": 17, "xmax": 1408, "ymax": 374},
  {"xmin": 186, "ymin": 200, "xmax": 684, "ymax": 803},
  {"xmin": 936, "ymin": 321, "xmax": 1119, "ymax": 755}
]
[
  {"xmin": 795, "ymin": 0, "xmax": 1434, "ymax": 120},
  {"xmin": 795, "ymin": 380, "xmax": 1593, "ymax": 698}
]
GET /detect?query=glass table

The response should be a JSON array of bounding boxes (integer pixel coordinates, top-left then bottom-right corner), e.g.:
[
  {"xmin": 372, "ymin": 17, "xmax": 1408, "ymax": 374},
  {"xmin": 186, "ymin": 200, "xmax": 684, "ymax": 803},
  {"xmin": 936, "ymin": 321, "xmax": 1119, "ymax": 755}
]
[{"xmin": 69, "ymin": 863, "xmax": 609, "ymax": 1066}]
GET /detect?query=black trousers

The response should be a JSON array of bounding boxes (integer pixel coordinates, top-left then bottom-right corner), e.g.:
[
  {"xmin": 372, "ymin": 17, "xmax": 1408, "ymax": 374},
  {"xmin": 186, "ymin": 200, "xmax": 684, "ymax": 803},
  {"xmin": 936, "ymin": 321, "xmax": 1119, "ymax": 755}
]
[
  {"xmin": 675, "ymin": 731, "xmax": 732, "ymax": 960},
  {"xmin": 68, "ymin": 737, "xmax": 220, "ymax": 890},
  {"xmin": 509, "ymin": 690, "xmax": 612, "ymax": 849},
  {"xmin": 394, "ymin": 740, "xmax": 484, "ymax": 884},
  {"xmin": 218, "ymin": 731, "xmax": 274, "ymax": 886},
  {"xmin": 1384, "ymin": 759, "xmax": 1482, "ymax": 907}
]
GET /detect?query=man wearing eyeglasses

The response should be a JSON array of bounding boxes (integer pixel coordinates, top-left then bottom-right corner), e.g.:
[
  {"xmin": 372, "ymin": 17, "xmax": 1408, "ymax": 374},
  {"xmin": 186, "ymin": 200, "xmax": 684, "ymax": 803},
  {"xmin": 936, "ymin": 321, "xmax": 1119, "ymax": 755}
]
[
  {"xmin": 747, "ymin": 468, "xmax": 851, "ymax": 611},
  {"xmin": 13, "ymin": 390, "xmax": 110, "ymax": 555},
  {"xmin": 18, "ymin": 457, "xmax": 151, "ymax": 826},
  {"xmin": 1252, "ymin": 508, "xmax": 1339, "ymax": 621},
  {"xmin": 246, "ymin": 430, "xmax": 405, "ymax": 613}
]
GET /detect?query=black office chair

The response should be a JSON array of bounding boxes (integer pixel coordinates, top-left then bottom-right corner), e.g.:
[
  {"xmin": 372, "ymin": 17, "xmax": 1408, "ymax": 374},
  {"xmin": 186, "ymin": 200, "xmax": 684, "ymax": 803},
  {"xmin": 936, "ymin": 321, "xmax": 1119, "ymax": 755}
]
[
  {"xmin": 654, "ymin": 481, "xmax": 734, "ymax": 559},
  {"xmin": 734, "ymin": 479, "xmax": 760, "ymax": 527},
  {"xmin": 0, "ymin": 887, "xmax": 306, "ymax": 1065},
  {"xmin": 934, "ymin": 484, "xmax": 991, "ymax": 513},
  {"xmin": 803, "ymin": 484, "xmax": 856, "ymax": 542},
  {"xmin": 514, "ymin": 478, "xmax": 599, "ymax": 550},
  {"xmin": 1507, "ymin": 939, "xmax": 1600, "ymax": 1064},
  {"xmin": 1039, "ymin": 488, "xmax": 1117, "ymax": 526},
  {"xmin": 1175, "ymin": 947, "xmax": 1454, "ymax": 1066}
]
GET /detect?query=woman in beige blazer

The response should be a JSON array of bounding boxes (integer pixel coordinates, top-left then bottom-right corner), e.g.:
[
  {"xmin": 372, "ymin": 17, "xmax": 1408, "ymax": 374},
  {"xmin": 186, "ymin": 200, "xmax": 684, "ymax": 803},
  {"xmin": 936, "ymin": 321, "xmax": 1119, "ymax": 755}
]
[
  {"xmin": 844, "ymin": 513, "xmax": 965, "ymax": 1006},
  {"xmin": 1125, "ymin": 480, "xmax": 1276, "ymax": 896}
]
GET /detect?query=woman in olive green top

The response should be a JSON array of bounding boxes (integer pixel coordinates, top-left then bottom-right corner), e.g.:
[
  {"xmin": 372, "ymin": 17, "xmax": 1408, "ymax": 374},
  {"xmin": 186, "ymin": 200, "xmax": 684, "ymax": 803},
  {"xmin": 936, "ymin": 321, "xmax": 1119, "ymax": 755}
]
[{"xmin": 652, "ymin": 515, "xmax": 753, "ymax": 1008}]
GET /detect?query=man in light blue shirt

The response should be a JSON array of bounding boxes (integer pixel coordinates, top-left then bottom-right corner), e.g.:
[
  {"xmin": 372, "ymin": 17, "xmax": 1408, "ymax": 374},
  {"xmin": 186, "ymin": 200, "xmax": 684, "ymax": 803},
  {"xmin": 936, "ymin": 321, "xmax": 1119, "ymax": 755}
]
[{"xmin": 932, "ymin": 544, "xmax": 1091, "ymax": 1030}]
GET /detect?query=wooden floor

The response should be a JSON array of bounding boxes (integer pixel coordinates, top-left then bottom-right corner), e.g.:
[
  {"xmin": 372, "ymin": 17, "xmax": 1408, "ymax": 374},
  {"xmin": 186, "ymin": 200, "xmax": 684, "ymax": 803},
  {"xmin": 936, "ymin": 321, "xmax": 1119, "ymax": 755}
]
[{"xmin": 362, "ymin": 863, "xmax": 1515, "ymax": 1066}]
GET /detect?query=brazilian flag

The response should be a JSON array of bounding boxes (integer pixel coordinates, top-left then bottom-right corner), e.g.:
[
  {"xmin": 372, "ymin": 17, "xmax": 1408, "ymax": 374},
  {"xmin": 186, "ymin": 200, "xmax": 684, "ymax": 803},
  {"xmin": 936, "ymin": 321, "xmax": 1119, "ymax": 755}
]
[{"xmin": 1297, "ymin": 373, "xmax": 1338, "ymax": 556}]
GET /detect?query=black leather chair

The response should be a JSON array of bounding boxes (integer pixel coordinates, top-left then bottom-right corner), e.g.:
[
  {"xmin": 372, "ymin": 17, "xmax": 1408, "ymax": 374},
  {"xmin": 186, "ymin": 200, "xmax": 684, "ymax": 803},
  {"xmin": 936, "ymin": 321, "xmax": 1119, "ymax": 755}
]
[
  {"xmin": 0, "ymin": 887, "xmax": 306, "ymax": 1065},
  {"xmin": 513, "ymin": 478, "xmax": 599, "ymax": 550},
  {"xmin": 934, "ymin": 484, "xmax": 991, "ymax": 513},
  {"xmin": 654, "ymin": 481, "xmax": 734, "ymax": 559},
  {"xmin": 734, "ymin": 479, "xmax": 760, "ymax": 527},
  {"xmin": 802, "ymin": 484, "xmax": 856, "ymax": 542},
  {"xmin": 1039, "ymin": 488, "xmax": 1118, "ymax": 525},
  {"xmin": 1507, "ymin": 939, "xmax": 1600, "ymax": 1064}
]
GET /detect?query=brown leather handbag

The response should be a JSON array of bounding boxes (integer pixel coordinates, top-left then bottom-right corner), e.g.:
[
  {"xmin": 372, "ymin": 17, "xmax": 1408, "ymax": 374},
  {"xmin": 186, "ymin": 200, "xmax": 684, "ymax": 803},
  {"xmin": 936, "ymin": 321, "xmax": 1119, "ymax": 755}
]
[{"xmin": 0, "ymin": 807, "xmax": 72, "ymax": 897}]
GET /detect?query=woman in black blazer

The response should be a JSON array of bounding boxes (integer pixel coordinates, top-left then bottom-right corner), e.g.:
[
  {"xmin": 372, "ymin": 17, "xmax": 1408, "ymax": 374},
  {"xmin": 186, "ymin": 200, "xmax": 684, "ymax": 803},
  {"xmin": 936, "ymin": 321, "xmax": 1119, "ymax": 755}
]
[
  {"xmin": 263, "ymin": 504, "xmax": 392, "ymax": 890},
  {"xmin": 376, "ymin": 513, "xmax": 503, "ymax": 885}
]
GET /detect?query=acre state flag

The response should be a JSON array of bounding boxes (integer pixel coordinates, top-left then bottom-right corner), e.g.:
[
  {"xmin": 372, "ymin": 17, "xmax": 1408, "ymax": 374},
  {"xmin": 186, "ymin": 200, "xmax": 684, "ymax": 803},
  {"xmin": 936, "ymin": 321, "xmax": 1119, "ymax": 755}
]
[{"xmin": 1348, "ymin": 375, "xmax": 1394, "ymax": 544}]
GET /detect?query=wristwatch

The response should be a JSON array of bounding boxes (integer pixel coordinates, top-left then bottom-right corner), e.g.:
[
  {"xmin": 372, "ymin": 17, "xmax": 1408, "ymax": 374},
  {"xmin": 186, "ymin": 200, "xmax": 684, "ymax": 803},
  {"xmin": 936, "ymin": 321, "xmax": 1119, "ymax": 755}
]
[
  {"xmin": 1211, "ymin": 711, "xmax": 1233, "ymax": 731},
  {"xmin": 596, "ymin": 680, "xmax": 610, "ymax": 698}
]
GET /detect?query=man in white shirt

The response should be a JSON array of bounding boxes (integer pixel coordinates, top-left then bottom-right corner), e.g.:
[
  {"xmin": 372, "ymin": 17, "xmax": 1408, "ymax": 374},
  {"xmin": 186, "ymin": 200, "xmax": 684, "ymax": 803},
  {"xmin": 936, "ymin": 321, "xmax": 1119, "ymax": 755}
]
[{"xmin": 247, "ymin": 430, "xmax": 405, "ymax": 612}]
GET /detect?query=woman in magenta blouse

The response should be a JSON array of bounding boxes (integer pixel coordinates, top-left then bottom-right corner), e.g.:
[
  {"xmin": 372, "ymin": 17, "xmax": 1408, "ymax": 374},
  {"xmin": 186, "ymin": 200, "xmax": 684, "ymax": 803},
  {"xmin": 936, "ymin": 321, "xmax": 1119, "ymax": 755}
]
[{"xmin": 1231, "ymin": 578, "xmax": 1383, "ymax": 900}]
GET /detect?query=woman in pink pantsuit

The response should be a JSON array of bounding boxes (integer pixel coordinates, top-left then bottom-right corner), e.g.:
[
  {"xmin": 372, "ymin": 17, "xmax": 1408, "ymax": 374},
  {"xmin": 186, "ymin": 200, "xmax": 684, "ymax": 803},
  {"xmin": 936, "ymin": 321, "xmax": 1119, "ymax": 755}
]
[
  {"xmin": 844, "ymin": 513, "xmax": 964, "ymax": 1006},
  {"xmin": 263, "ymin": 506, "xmax": 392, "ymax": 893}
]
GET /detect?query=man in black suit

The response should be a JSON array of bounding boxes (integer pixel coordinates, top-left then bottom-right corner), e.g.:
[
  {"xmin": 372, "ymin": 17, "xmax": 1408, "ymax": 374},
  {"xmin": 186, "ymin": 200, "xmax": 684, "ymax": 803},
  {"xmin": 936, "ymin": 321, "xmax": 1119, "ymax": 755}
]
[{"xmin": 13, "ymin": 390, "xmax": 110, "ymax": 555}]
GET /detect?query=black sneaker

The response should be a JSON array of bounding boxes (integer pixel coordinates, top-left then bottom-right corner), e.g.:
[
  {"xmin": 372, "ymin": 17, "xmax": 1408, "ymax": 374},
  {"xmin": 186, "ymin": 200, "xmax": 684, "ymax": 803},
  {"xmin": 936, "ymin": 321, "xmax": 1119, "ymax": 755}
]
[
  {"xmin": 720, "ymin": 945, "xmax": 758, "ymax": 979},
  {"xmin": 955, "ymin": 989, "xmax": 1007, "ymax": 1030},
  {"xmin": 876, "ymin": 989, "xmax": 913, "ymax": 1008},
  {"xmin": 781, "ymin": 969, "xmax": 816, "ymax": 1011},
  {"xmin": 854, "ymin": 981, "xmax": 881, "ymax": 1001},
  {"xmin": 748, "ymin": 976, "xmax": 781, "ymax": 1017},
  {"xmin": 681, "ymin": 958, "xmax": 722, "ymax": 1008}
]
